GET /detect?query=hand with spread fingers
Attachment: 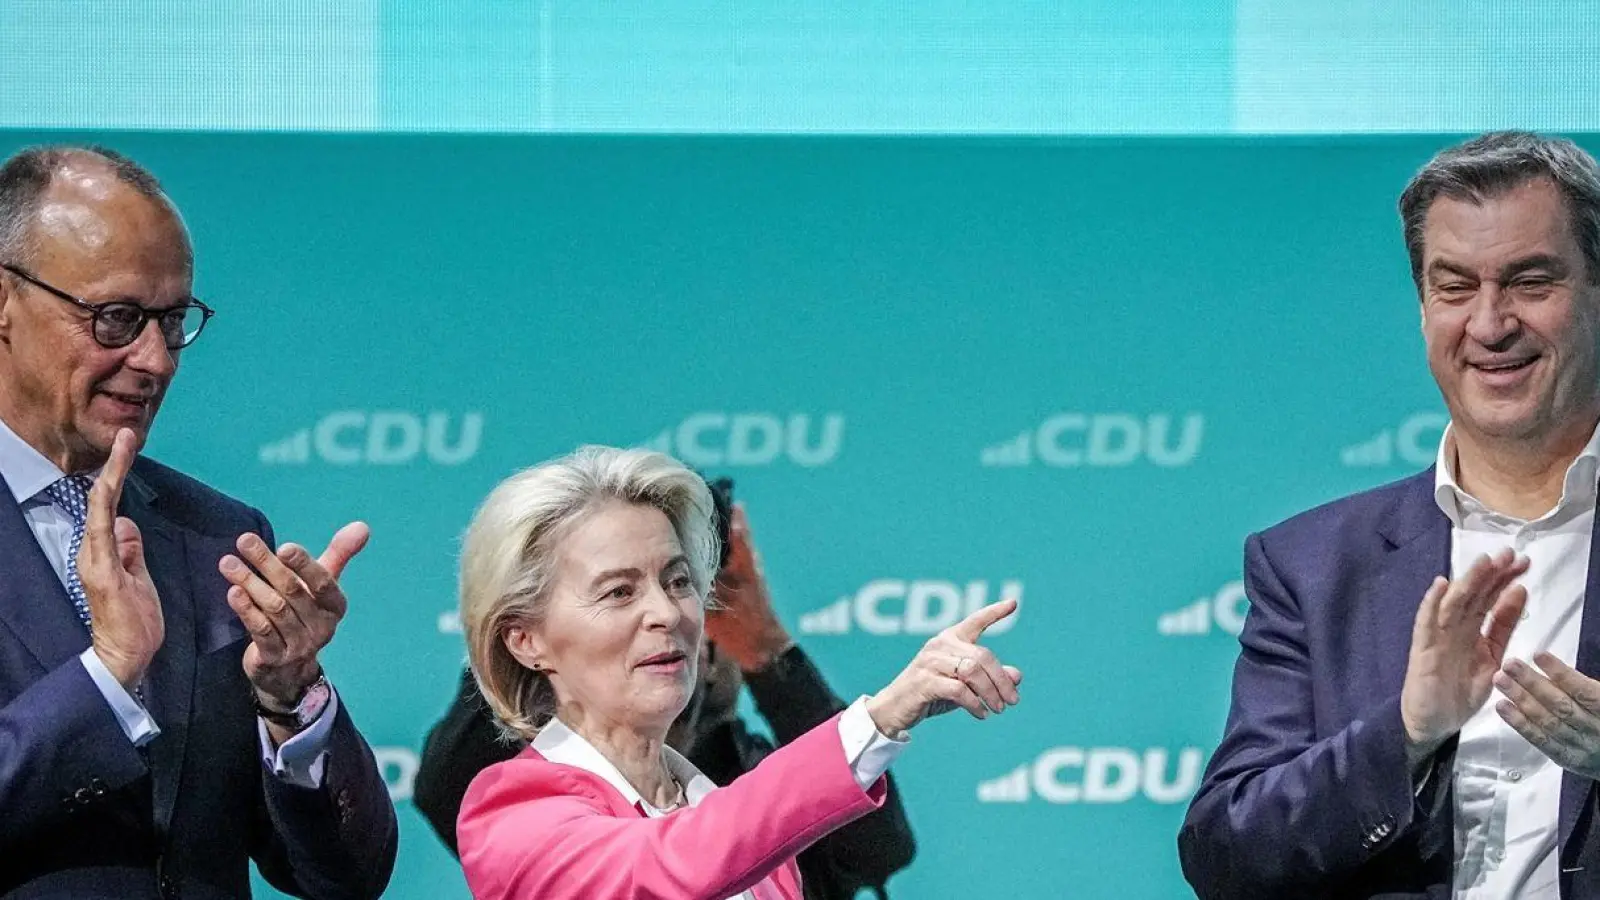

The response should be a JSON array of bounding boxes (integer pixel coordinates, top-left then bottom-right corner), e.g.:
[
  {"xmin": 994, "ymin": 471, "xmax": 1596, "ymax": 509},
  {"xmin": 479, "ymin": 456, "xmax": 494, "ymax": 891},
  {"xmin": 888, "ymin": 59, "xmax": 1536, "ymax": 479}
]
[
  {"xmin": 1400, "ymin": 548, "xmax": 1531, "ymax": 764},
  {"xmin": 866, "ymin": 598, "xmax": 1023, "ymax": 737},
  {"xmin": 217, "ymin": 521, "xmax": 369, "ymax": 714},
  {"xmin": 77, "ymin": 428, "xmax": 166, "ymax": 690},
  {"xmin": 1494, "ymin": 652, "xmax": 1600, "ymax": 780}
]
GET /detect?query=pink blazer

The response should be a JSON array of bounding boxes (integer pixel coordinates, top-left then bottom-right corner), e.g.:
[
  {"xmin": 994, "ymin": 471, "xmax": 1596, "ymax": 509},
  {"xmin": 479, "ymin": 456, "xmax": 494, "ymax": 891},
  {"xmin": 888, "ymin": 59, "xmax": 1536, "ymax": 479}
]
[{"xmin": 458, "ymin": 712, "xmax": 888, "ymax": 900}]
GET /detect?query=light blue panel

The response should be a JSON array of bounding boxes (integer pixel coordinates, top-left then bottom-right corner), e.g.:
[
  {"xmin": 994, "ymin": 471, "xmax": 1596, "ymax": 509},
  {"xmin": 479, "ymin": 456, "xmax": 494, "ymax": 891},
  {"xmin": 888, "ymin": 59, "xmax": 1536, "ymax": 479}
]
[
  {"xmin": 377, "ymin": 3, "xmax": 549, "ymax": 131},
  {"xmin": 1234, "ymin": 0, "xmax": 1600, "ymax": 132},
  {"xmin": 0, "ymin": 0, "xmax": 380, "ymax": 130},
  {"xmin": 5, "ymin": 1, "xmax": 1597, "ymax": 133},
  {"xmin": 376, "ymin": 1, "xmax": 1232, "ymax": 132}
]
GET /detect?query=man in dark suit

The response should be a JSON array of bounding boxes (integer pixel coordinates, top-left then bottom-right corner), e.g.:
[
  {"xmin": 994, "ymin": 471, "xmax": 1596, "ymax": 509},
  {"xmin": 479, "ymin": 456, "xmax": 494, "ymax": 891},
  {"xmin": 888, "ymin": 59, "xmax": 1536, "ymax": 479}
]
[
  {"xmin": 0, "ymin": 145, "xmax": 397, "ymax": 899},
  {"xmin": 414, "ymin": 503, "xmax": 917, "ymax": 900},
  {"xmin": 1181, "ymin": 131, "xmax": 1600, "ymax": 899}
]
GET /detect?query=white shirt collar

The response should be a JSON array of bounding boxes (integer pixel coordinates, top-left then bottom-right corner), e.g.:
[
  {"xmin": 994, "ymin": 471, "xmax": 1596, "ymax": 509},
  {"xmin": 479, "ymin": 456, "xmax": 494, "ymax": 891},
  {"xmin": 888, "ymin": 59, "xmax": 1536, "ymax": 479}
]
[
  {"xmin": 0, "ymin": 414, "xmax": 70, "ymax": 506},
  {"xmin": 531, "ymin": 717, "xmax": 719, "ymax": 813},
  {"xmin": 1433, "ymin": 420, "xmax": 1600, "ymax": 526}
]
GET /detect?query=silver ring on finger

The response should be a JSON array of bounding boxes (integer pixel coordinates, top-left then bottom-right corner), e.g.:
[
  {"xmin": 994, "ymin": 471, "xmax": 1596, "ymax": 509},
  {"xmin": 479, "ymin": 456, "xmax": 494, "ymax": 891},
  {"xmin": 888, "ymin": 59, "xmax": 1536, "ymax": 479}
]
[{"xmin": 951, "ymin": 656, "xmax": 969, "ymax": 678}]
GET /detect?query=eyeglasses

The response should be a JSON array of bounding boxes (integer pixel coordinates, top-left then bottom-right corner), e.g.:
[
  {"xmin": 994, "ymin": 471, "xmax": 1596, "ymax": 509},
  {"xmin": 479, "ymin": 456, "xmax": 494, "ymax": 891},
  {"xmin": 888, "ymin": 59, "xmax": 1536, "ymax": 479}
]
[{"xmin": 1, "ymin": 263, "xmax": 213, "ymax": 350}]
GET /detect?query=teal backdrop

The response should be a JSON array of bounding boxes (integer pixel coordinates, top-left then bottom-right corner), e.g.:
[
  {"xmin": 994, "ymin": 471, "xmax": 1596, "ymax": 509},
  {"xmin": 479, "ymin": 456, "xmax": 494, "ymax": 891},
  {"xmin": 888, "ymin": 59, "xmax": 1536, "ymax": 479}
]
[{"xmin": 3, "ymin": 131, "xmax": 1596, "ymax": 897}]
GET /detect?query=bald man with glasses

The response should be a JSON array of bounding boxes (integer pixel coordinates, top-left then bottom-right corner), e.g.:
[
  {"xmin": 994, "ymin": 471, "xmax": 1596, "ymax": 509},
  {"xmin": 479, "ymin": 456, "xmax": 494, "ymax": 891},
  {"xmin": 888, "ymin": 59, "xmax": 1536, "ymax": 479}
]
[{"xmin": 0, "ymin": 145, "xmax": 397, "ymax": 900}]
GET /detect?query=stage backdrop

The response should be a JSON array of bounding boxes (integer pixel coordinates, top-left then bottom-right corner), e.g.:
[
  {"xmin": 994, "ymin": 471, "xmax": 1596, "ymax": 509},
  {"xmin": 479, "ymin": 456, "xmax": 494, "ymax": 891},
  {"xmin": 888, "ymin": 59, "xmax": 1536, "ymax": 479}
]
[{"xmin": 5, "ymin": 131, "xmax": 1593, "ymax": 898}]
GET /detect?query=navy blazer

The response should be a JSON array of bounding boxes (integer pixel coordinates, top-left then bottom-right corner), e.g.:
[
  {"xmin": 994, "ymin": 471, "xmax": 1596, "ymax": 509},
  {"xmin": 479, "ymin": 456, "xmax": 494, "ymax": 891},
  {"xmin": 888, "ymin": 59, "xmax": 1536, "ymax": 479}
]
[
  {"xmin": 1179, "ymin": 469, "xmax": 1600, "ymax": 899},
  {"xmin": 0, "ymin": 456, "xmax": 398, "ymax": 900}
]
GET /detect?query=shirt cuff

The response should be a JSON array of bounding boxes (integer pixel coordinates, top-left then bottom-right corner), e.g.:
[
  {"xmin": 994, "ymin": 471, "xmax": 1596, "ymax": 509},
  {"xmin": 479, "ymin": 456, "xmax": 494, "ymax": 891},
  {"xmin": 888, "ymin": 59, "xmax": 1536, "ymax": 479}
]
[
  {"xmin": 838, "ymin": 695, "xmax": 909, "ymax": 791},
  {"xmin": 257, "ymin": 683, "xmax": 340, "ymax": 790},
  {"xmin": 79, "ymin": 648, "xmax": 160, "ymax": 747}
]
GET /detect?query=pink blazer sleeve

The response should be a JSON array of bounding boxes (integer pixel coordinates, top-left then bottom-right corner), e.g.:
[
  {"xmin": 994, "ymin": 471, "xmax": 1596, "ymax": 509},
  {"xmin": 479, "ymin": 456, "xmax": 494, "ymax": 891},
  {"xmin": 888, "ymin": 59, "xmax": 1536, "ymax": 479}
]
[{"xmin": 457, "ymin": 712, "xmax": 888, "ymax": 900}]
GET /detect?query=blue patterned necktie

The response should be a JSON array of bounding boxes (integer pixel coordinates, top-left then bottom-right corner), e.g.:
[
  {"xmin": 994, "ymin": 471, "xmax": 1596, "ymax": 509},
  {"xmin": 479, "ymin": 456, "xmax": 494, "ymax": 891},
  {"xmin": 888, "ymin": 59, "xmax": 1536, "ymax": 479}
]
[{"xmin": 43, "ymin": 475, "xmax": 95, "ymax": 631}]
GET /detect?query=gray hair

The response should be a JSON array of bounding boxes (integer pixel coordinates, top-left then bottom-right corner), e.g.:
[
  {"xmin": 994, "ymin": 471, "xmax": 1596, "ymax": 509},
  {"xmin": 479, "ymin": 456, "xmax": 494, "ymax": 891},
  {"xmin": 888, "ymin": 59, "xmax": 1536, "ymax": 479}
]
[
  {"xmin": 1399, "ymin": 131, "xmax": 1600, "ymax": 289},
  {"xmin": 459, "ymin": 445, "xmax": 719, "ymax": 741},
  {"xmin": 0, "ymin": 145, "xmax": 169, "ymax": 265}
]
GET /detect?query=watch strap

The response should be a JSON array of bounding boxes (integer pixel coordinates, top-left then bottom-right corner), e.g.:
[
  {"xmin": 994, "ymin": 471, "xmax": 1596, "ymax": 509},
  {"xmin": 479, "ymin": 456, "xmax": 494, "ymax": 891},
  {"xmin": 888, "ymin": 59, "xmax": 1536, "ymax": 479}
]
[
  {"xmin": 253, "ymin": 673, "xmax": 327, "ymax": 728},
  {"xmin": 254, "ymin": 701, "xmax": 301, "ymax": 728}
]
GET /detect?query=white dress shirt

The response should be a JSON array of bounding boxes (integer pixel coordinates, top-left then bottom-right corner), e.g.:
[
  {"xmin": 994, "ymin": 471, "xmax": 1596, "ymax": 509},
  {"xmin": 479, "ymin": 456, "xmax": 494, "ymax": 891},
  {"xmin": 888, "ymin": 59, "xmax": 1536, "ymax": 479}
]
[
  {"xmin": 0, "ymin": 415, "xmax": 336, "ymax": 787},
  {"xmin": 1435, "ymin": 422, "xmax": 1600, "ymax": 898},
  {"xmin": 532, "ymin": 696, "xmax": 907, "ymax": 900}
]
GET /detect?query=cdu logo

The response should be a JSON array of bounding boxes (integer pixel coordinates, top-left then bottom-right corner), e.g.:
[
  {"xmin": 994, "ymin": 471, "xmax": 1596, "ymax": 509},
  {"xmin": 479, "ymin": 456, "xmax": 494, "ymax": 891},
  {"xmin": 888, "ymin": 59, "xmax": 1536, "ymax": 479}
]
[
  {"xmin": 981, "ymin": 414, "xmax": 1204, "ymax": 468},
  {"xmin": 976, "ymin": 747, "xmax": 1206, "ymax": 805},
  {"xmin": 1158, "ymin": 581, "xmax": 1249, "ymax": 637},
  {"xmin": 799, "ymin": 579, "xmax": 1023, "ymax": 636},
  {"xmin": 1340, "ymin": 412, "xmax": 1445, "ymax": 468},
  {"xmin": 642, "ymin": 413, "xmax": 844, "ymax": 468},
  {"xmin": 259, "ymin": 412, "xmax": 483, "ymax": 466}
]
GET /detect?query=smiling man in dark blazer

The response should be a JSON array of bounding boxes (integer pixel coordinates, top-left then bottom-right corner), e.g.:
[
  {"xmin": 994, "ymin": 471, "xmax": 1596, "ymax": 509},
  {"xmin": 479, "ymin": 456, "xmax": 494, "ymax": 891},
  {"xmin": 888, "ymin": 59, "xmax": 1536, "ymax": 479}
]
[
  {"xmin": 1181, "ymin": 132, "xmax": 1600, "ymax": 899},
  {"xmin": 0, "ymin": 145, "xmax": 397, "ymax": 899}
]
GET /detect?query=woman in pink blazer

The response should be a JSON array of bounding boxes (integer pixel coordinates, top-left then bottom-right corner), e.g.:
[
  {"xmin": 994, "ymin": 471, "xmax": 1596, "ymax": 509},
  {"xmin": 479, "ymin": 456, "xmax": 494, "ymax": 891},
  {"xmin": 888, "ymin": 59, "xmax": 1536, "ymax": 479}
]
[{"xmin": 454, "ymin": 445, "xmax": 1023, "ymax": 900}]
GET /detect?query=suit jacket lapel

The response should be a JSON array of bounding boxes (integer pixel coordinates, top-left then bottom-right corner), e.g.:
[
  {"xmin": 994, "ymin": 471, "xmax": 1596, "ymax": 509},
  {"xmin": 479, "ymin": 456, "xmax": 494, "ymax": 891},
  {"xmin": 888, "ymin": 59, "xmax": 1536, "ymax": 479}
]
[
  {"xmin": 0, "ymin": 471, "xmax": 92, "ymax": 671},
  {"xmin": 1374, "ymin": 469, "xmax": 1454, "ymax": 690},
  {"xmin": 122, "ymin": 470, "xmax": 196, "ymax": 843},
  {"xmin": 1559, "ymin": 489, "xmax": 1600, "ymax": 852},
  {"xmin": 1374, "ymin": 470, "xmax": 1458, "ymax": 866}
]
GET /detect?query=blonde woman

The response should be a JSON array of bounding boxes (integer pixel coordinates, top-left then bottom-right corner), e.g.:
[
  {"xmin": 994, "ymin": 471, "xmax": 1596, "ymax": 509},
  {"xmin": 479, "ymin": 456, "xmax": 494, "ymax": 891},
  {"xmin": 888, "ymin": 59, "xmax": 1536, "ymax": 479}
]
[{"xmin": 456, "ymin": 446, "xmax": 1022, "ymax": 900}]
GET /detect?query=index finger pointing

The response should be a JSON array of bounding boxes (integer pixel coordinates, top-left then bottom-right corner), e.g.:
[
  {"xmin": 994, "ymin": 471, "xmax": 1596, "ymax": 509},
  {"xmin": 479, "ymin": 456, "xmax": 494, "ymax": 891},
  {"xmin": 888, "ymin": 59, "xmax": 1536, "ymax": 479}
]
[{"xmin": 954, "ymin": 598, "xmax": 1019, "ymax": 642}]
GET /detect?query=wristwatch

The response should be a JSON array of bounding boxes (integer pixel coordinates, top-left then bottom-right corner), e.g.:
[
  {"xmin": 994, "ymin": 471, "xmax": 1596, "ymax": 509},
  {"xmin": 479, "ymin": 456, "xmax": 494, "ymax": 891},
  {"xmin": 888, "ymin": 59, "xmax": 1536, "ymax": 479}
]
[{"xmin": 254, "ymin": 674, "xmax": 332, "ymax": 730}]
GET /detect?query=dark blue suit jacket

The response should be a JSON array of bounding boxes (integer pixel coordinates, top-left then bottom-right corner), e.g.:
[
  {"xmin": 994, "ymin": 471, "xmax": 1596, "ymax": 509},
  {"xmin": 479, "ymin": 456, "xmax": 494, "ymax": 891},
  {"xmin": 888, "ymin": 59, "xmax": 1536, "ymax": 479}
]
[
  {"xmin": 0, "ymin": 457, "xmax": 398, "ymax": 899},
  {"xmin": 1180, "ymin": 469, "xmax": 1600, "ymax": 899}
]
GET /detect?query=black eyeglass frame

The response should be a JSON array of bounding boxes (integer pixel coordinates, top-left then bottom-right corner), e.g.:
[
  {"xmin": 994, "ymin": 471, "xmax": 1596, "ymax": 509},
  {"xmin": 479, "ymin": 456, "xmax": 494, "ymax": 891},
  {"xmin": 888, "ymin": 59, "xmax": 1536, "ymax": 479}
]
[{"xmin": 0, "ymin": 263, "xmax": 214, "ymax": 350}]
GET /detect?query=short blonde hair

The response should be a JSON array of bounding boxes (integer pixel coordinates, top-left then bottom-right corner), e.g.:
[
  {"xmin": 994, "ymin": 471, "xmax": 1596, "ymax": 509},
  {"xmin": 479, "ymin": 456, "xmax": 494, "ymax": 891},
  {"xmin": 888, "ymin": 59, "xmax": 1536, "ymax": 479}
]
[{"xmin": 460, "ymin": 445, "xmax": 718, "ymax": 740}]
